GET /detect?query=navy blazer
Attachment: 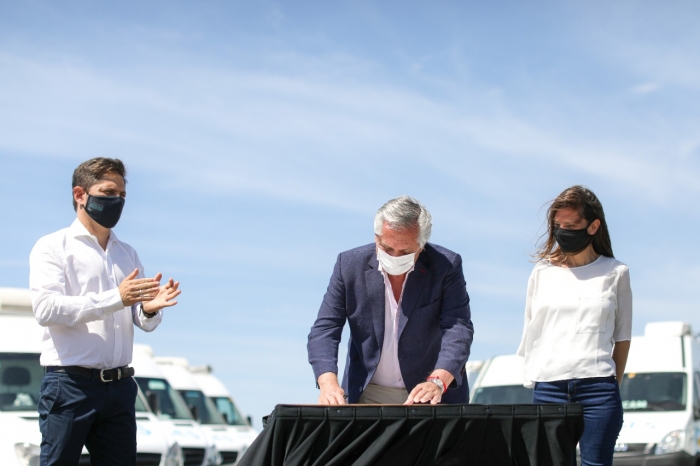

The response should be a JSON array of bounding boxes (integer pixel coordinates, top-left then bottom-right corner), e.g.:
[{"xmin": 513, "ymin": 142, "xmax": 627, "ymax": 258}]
[{"xmin": 307, "ymin": 243, "xmax": 474, "ymax": 403}]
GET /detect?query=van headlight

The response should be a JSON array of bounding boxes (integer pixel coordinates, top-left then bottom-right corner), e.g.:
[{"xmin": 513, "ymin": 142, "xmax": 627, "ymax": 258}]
[
  {"xmin": 204, "ymin": 444, "xmax": 222, "ymax": 465},
  {"xmin": 654, "ymin": 430, "xmax": 685, "ymax": 455},
  {"xmin": 15, "ymin": 443, "xmax": 41, "ymax": 466},
  {"xmin": 164, "ymin": 442, "xmax": 183, "ymax": 466}
]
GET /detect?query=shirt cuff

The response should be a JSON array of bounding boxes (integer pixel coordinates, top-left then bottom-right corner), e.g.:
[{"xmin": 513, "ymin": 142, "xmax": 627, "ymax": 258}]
[
  {"xmin": 138, "ymin": 306, "xmax": 162, "ymax": 330},
  {"xmin": 101, "ymin": 288, "xmax": 126, "ymax": 316}
]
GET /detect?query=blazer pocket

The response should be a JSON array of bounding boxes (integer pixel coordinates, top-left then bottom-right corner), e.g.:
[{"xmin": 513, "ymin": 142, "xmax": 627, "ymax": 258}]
[{"xmin": 575, "ymin": 297, "xmax": 613, "ymax": 334}]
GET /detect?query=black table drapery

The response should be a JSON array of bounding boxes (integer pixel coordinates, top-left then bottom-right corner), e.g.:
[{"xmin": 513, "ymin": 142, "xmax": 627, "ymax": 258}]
[{"xmin": 238, "ymin": 404, "xmax": 584, "ymax": 466}]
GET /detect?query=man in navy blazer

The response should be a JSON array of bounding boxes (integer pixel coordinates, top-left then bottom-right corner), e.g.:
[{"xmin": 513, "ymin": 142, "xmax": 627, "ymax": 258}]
[{"xmin": 307, "ymin": 196, "xmax": 474, "ymax": 405}]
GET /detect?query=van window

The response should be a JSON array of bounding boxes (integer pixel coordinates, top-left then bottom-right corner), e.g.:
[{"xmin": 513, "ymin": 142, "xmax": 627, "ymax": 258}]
[
  {"xmin": 134, "ymin": 389, "xmax": 149, "ymax": 413},
  {"xmin": 212, "ymin": 396, "xmax": 248, "ymax": 426},
  {"xmin": 620, "ymin": 372, "xmax": 687, "ymax": 412},
  {"xmin": 0, "ymin": 353, "xmax": 42, "ymax": 412},
  {"xmin": 135, "ymin": 377, "xmax": 192, "ymax": 420},
  {"xmin": 178, "ymin": 390, "xmax": 225, "ymax": 425},
  {"xmin": 472, "ymin": 385, "xmax": 534, "ymax": 404}
]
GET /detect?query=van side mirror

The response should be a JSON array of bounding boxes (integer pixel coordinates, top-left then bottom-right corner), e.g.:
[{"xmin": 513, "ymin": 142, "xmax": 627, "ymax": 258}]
[
  {"xmin": 222, "ymin": 412, "xmax": 230, "ymax": 424},
  {"xmin": 189, "ymin": 404, "xmax": 199, "ymax": 421},
  {"xmin": 147, "ymin": 392, "xmax": 160, "ymax": 415},
  {"xmin": 247, "ymin": 415, "xmax": 253, "ymax": 426}
]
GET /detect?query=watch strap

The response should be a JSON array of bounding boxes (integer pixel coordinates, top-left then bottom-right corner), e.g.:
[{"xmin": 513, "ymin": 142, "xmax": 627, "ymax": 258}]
[{"xmin": 140, "ymin": 304, "xmax": 158, "ymax": 318}]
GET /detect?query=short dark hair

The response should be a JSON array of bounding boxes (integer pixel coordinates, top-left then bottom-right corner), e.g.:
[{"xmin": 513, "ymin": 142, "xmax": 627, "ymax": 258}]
[
  {"xmin": 536, "ymin": 185, "xmax": 614, "ymax": 261},
  {"xmin": 72, "ymin": 158, "xmax": 127, "ymax": 211}
]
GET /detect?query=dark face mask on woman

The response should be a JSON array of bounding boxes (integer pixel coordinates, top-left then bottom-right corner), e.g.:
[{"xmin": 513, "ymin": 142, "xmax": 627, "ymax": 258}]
[
  {"xmin": 554, "ymin": 226, "xmax": 592, "ymax": 254},
  {"xmin": 84, "ymin": 195, "xmax": 125, "ymax": 229}
]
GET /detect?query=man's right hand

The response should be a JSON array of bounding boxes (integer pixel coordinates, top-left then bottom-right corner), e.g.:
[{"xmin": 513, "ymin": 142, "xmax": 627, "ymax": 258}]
[
  {"xmin": 119, "ymin": 269, "xmax": 161, "ymax": 307},
  {"xmin": 318, "ymin": 372, "xmax": 346, "ymax": 405}
]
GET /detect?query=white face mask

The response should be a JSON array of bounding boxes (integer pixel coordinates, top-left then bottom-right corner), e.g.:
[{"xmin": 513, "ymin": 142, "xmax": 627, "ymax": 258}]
[{"xmin": 377, "ymin": 246, "xmax": 417, "ymax": 276}]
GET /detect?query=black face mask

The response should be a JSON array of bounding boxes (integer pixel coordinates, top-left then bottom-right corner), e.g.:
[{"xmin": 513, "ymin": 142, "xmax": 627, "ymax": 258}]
[
  {"xmin": 84, "ymin": 195, "xmax": 125, "ymax": 229},
  {"xmin": 554, "ymin": 226, "xmax": 592, "ymax": 254}
]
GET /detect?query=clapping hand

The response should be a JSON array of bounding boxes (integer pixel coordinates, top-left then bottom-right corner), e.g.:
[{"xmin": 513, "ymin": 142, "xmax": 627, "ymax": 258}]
[
  {"xmin": 143, "ymin": 274, "xmax": 181, "ymax": 314},
  {"xmin": 119, "ymin": 269, "xmax": 160, "ymax": 307}
]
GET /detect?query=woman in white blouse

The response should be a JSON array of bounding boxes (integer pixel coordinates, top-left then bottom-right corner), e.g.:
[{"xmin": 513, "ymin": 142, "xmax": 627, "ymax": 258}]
[{"xmin": 518, "ymin": 185, "xmax": 632, "ymax": 466}]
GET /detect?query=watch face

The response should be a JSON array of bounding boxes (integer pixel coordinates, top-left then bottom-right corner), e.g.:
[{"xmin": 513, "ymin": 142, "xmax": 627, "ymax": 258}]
[{"xmin": 429, "ymin": 378, "xmax": 444, "ymax": 392}]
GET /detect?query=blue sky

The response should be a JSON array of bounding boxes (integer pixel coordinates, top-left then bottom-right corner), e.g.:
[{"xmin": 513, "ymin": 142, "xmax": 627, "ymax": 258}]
[{"xmin": 1, "ymin": 1, "xmax": 699, "ymax": 427}]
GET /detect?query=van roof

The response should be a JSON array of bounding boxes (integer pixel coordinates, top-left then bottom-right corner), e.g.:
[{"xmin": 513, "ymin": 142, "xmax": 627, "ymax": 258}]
[
  {"xmin": 130, "ymin": 345, "xmax": 167, "ymax": 379},
  {"xmin": 0, "ymin": 314, "xmax": 43, "ymax": 353},
  {"xmin": 626, "ymin": 335, "xmax": 686, "ymax": 372},
  {"xmin": 0, "ymin": 288, "xmax": 32, "ymax": 315},
  {"xmin": 154, "ymin": 356, "xmax": 190, "ymax": 368},
  {"xmin": 192, "ymin": 371, "xmax": 231, "ymax": 397},
  {"xmin": 477, "ymin": 354, "xmax": 524, "ymax": 387},
  {"xmin": 156, "ymin": 361, "xmax": 202, "ymax": 391},
  {"xmin": 644, "ymin": 321, "xmax": 692, "ymax": 337}
]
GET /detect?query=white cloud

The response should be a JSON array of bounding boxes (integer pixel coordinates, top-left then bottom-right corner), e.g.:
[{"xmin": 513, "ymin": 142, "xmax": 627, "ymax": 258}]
[
  {"xmin": 3, "ymin": 5, "xmax": 700, "ymax": 218},
  {"xmin": 631, "ymin": 82, "xmax": 659, "ymax": 94}
]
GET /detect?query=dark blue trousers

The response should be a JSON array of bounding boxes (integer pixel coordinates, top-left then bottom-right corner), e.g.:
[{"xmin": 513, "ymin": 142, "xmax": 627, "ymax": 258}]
[
  {"xmin": 38, "ymin": 371, "xmax": 138, "ymax": 466},
  {"xmin": 533, "ymin": 376, "xmax": 623, "ymax": 466}
]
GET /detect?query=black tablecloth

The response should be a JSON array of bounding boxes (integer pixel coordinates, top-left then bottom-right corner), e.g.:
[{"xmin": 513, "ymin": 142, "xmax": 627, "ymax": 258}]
[{"xmin": 238, "ymin": 404, "xmax": 584, "ymax": 466}]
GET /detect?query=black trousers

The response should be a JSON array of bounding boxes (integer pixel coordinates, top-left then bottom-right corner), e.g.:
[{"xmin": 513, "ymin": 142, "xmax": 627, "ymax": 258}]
[{"xmin": 38, "ymin": 371, "xmax": 138, "ymax": 466}]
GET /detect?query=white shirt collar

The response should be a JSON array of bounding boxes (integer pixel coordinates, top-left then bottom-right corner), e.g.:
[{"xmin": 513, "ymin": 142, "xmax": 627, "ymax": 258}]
[{"xmin": 68, "ymin": 218, "xmax": 119, "ymax": 244}]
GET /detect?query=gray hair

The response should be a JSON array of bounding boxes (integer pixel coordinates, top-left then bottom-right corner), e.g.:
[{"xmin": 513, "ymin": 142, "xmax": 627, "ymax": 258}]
[{"xmin": 374, "ymin": 195, "xmax": 432, "ymax": 247}]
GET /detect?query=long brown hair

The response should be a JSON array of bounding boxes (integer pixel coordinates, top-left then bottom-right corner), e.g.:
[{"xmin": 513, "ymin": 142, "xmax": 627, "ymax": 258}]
[{"xmin": 535, "ymin": 185, "xmax": 614, "ymax": 262}]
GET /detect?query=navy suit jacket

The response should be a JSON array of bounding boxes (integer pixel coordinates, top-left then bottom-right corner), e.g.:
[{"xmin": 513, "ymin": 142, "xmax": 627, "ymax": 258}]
[{"xmin": 307, "ymin": 243, "xmax": 474, "ymax": 403}]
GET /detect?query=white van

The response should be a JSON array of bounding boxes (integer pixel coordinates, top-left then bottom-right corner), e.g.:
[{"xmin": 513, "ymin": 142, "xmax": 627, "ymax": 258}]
[
  {"xmin": 132, "ymin": 345, "xmax": 220, "ymax": 466},
  {"xmin": 154, "ymin": 357, "xmax": 247, "ymax": 465},
  {"xmin": 189, "ymin": 365, "xmax": 258, "ymax": 445},
  {"xmin": 469, "ymin": 354, "xmax": 533, "ymax": 405},
  {"xmin": 0, "ymin": 288, "xmax": 45, "ymax": 466},
  {"xmin": 614, "ymin": 321, "xmax": 700, "ymax": 465},
  {"xmin": 0, "ymin": 288, "xmax": 176, "ymax": 466},
  {"xmin": 466, "ymin": 359, "xmax": 484, "ymax": 394}
]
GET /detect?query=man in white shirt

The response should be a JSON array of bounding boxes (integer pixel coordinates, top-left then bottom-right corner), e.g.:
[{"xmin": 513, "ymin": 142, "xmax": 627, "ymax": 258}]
[{"xmin": 29, "ymin": 157, "xmax": 181, "ymax": 466}]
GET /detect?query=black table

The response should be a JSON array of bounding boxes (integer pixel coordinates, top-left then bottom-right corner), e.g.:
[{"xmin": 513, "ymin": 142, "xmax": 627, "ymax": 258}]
[{"xmin": 238, "ymin": 404, "xmax": 584, "ymax": 466}]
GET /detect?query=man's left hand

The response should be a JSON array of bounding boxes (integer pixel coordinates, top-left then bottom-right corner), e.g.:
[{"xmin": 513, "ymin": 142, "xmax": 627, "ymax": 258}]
[
  {"xmin": 404, "ymin": 381, "xmax": 443, "ymax": 405},
  {"xmin": 404, "ymin": 369, "xmax": 454, "ymax": 405},
  {"xmin": 143, "ymin": 274, "xmax": 181, "ymax": 314}
]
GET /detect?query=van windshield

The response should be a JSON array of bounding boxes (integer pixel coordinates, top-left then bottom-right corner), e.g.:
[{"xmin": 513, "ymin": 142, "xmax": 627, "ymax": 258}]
[
  {"xmin": 0, "ymin": 353, "xmax": 42, "ymax": 412},
  {"xmin": 472, "ymin": 385, "xmax": 534, "ymax": 404},
  {"xmin": 134, "ymin": 389, "xmax": 149, "ymax": 413},
  {"xmin": 212, "ymin": 396, "xmax": 248, "ymax": 426},
  {"xmin": 621, "ymin": 372, "xmax": 687, "ymax": 412},
  {"xmin": 179, "ymin": 389, "xmax": 225, "ymax": 425},
  {"xmin": 135, "ymin": 377, "xmax": 193, "ymax": 420}
]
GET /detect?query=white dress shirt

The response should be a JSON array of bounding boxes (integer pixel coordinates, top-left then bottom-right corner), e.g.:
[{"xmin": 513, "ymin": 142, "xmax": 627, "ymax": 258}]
[
  {"xmin": 517, "ymin": 256, "xmax": 632, "ymax": 387},
  {"xmin": 369, "ymin": 263, "xmax": 415, "ymax": 389},
  {"xmin": 29, "ymin": 219, "xmax": 162, "ymax": 369}
]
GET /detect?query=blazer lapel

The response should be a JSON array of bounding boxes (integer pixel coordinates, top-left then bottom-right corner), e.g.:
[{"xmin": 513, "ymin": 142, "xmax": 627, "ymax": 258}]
[
  {"xmin": 398, "ymin": 253, "xmax": 430, "ymax": 339},
  {"xmin": 365, "ymin": 253, "xmax": 385, "ymax": 352}
]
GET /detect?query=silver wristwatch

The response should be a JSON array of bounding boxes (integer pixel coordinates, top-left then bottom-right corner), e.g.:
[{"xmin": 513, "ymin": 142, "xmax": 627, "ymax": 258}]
[{"xmin": 427, "ymin": 376, "xmax": 445, "ymax": 393}]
